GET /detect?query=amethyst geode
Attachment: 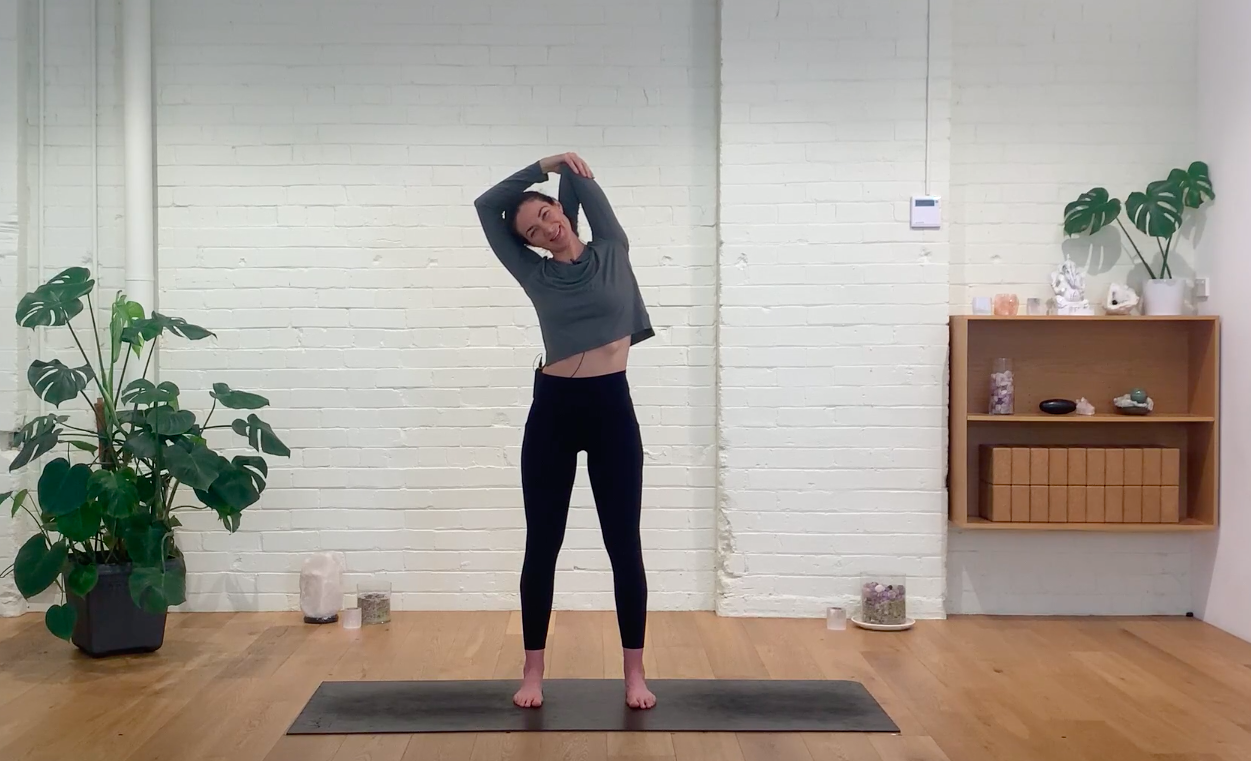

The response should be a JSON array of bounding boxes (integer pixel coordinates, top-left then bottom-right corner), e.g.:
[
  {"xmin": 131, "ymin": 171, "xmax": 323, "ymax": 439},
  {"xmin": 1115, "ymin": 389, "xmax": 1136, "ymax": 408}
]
[{"xmin": 860, "ymin": 581, "xmax": 907, "ymax": 625}]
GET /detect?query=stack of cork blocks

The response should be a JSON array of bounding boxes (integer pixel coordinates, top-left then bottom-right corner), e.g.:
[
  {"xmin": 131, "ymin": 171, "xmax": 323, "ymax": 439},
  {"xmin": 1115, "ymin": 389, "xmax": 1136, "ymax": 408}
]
[{"xmin": 979, "ymin": 446, "xmax": 1181, "ymax": 524}]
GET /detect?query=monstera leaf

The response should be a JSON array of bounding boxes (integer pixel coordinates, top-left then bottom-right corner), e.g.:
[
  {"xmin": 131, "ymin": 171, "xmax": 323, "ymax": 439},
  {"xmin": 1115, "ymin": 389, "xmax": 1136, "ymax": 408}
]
[
  {"xmin": 15, "ymin": 267, "xmax": 94, "ymax": 328},
  {"xmin": 164, "ymin": 441, "xmax": 224, "ymax": 491},
  {"xmin": 1126, "ymin": 179, "xmax": 1184, "ymax": 238},
  {"xmin": 87, "ymin": 467, "xmax": 140, "ymax": 518},
  {"xmin": 231, "ymin": 414, "xmax": 290, "ymax": 457},
  {"xmin": 194, "ymin": 457, "xmax": 263, "ymax": 527},
  {"xmin": 210, "ymin": 383, "xmax": 269, "ymax": 410},
  {"xmin": 232, "ymin": 455, "xmax": 269, "ymax": 495},
  {"xmin": 1168, "ymin": 161, "xmax": 1216, "ymax": 209},
  {"xmin": 28, "ymin": 360, "xmax": 95, "ymax": 407},
  {"xmin": 124, "ymin": 312, "xmax": 214, "ymax": 345},
  {"xmin": 9, "ymin": 414, "xmax": 62, "ymax": 472},
  {"xmin": 55, "ymin": 501, "xmax": 103, "ymax": 542},
  {"xmin": 110, "ymin": 293, "xmax": 146, "ymax": 362},
  {"xmin": 13, "ymin": 534, "xmax": 68, "ymax": 598},
  {"xmin": 1063, "ymin": 188, "xmax": 1123, "ymax": 236},
  {"xmin": 129, "ymin": 563, "xmax": 186, "ymax": 614},
  {"xmin": 1, "ymin": 489, "xmax": 29, "ymax": 518},
  {"xmin": 147, "ymin": 406, "xmax": 196, "ymax": 437},
  {"xmin": 66, "ymin": 563, "xmax": 98, "ymax": 597},
  {"xmin": 37, "ymin": 457, "xmax": 92, "ymax": 517},
  {"xmin": 121, "ymin": 379, "xmax": 181, "ymax": 407},
  {"xmin": 44, "ymin": 604, "xmax": 76, "ymax": 641}
]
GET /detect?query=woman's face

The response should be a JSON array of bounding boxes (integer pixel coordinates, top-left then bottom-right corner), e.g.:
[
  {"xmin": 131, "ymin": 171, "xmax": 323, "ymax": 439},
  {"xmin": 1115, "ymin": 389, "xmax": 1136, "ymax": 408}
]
[{"xmin": 514, "ymin": 198, "xmax": 573, "ymax": 253}]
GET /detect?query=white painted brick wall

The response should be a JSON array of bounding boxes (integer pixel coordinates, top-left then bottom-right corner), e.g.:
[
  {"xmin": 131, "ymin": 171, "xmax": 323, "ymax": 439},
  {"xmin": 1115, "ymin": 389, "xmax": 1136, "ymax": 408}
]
[
  {"xmin": 150, "ymin": 0, "xmax": 719, "ymax": 612},
  {"xmin": 1, "ymin": 0, "xmax": 20, "ymax": 433},
  {"xmin": 6, "ymin": 0, "xmax": 1203, "ymax": 620},
  {"xmin": 949, "ymin": 0, "xmax": 1199, "ymax": 309},
  {"xmin": 0, "ymin": 0, "xmax": 24, "ymax": 616},
  {"xmin": 946, "ymin": 0, "xmax": 1198, "ymax": 616},
  {"xmin": 948, "ymin": 533, "xmax": 1193, "ymax": 616},
  {"xmin": 717, "ymin": 0, "xmax": 952, "ymax": 618}
]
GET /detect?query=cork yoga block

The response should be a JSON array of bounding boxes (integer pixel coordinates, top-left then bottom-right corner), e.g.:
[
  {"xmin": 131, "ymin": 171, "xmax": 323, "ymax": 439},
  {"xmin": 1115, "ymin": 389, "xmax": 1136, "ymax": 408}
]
[{"xmin": 976, "ymin": 445, "xmax": 1184, "ymax": 523}]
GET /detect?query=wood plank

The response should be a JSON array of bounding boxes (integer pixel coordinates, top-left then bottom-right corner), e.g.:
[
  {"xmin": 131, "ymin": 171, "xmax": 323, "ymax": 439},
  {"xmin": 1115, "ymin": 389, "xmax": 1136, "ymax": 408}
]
[
  {"xmin": 736, "ymin": 734, "xmax": 813, "ymax": 761},
  {"xmin": 329, "ymin": 735, "xmax": 410, "ymax": 761},
  {"xmin": 400, "ymin": 735, "xmax": 478, "ymax": 761},
  {"xmin": 671, "ymin": 734, "xmax": 745, "ymax": 761},
  {"xmin": 1, "ymin": 612, "xmax": 1250, "ymax": 761}
]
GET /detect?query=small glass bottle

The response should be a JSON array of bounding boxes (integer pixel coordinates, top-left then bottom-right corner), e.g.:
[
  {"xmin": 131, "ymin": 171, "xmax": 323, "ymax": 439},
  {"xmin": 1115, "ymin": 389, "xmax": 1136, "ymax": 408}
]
[{"xmin": 989, "ymin": 358, "xmax": 1014, "ymax": 415}]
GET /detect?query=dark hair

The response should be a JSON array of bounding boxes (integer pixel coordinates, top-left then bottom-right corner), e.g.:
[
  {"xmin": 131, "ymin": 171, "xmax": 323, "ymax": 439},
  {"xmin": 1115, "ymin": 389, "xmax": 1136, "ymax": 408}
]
[{"xmin": 505, "ymin": 190, "xmax": 556, "ymax": 242}]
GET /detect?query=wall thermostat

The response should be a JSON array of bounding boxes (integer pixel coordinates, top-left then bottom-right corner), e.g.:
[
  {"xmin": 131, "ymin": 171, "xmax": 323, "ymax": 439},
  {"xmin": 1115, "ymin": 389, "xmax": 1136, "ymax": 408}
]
[{"xmin": 910, "ymin": 195, "xmax": 941, "ymax": 229}]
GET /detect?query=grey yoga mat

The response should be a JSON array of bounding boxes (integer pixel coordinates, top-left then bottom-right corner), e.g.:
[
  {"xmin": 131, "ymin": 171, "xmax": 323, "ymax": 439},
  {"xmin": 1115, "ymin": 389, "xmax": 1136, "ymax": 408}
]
[{"xmin": 286, "ymin": 678, "xmax": 899, "ymax": 734}]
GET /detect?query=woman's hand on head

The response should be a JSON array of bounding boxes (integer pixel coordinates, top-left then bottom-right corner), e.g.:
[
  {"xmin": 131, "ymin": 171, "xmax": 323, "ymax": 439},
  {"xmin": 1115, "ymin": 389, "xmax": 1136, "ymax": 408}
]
[{"xmin": 540, "ymin": 152, "xmax": 593, "ymax": 178}]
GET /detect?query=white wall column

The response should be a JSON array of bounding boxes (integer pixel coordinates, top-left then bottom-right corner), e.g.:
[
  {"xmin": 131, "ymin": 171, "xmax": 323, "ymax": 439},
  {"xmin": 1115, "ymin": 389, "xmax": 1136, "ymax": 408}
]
[
  {"xmin": 122, "ymin": 0, "xmax": 154, "ymax": 318},
  {"xmin": 1193, "ymin": 0, "xmax": 1251, "ymax": 643}
]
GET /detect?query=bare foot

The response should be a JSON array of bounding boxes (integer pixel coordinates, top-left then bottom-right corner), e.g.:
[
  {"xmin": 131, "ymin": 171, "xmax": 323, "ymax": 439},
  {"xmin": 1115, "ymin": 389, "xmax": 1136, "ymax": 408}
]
[
  {"xmin": 623, "ymin": 647, "xmax": 656, "ymax": 709},
  {"xmin": 514, "ymin": 649, "xmax": 545, "ymax": 709},
  {"xmin": 625, "ymin": 674, "xmax": 656, "ymax": 709},
  {"xmin": 513, "ymin": 674, "xmax": 544, "ymax": 708}
]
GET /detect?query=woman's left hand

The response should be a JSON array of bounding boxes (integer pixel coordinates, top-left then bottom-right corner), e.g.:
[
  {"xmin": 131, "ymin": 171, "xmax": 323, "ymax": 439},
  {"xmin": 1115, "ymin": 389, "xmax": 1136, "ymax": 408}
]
[{"xmin": 541, "ymin": 152, "xmax": 593, "ymax": 179}]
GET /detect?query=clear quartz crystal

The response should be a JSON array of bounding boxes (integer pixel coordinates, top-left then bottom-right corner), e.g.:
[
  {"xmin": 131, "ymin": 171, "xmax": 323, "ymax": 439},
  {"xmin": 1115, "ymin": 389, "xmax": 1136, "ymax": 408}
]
[{"xmin": 989, "ymin": 358, "xmax": 1014, "ymax": 415}]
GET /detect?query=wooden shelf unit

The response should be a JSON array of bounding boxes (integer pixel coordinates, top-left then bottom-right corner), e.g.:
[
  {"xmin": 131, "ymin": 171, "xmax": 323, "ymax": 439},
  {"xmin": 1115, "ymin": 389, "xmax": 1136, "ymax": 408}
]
[{"xmin": 949, "ymin": 315, "xmax": 1220, "ymax": 531}]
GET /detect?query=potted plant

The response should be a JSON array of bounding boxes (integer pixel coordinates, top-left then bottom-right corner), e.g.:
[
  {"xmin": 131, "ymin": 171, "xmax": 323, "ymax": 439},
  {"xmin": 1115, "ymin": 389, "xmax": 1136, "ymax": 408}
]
[
  {"xmin": 1063, "ymin": 161, "xmax": 1216, "ymax": 315},
  {"xmin": 0, "ymin": 267, "xmax": 289, "ymax": 655}
]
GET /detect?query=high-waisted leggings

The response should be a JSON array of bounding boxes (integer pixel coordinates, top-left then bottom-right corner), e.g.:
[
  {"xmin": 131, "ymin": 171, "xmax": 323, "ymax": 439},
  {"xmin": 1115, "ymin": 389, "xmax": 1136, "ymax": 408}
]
[{"xmin": 520, "ymin": 368, "xmax": 647, "ymax": 651}]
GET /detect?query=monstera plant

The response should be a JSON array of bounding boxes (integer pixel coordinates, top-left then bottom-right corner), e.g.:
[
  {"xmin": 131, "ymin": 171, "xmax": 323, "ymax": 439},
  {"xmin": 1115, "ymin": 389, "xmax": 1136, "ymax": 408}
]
[
  {"xmin": 0, "ymin": 267, "xmax": 288, "ymax": 653},
  {"xmin": 1063, "ymin": 162, "xmax": 1215, "ymax": 315}
]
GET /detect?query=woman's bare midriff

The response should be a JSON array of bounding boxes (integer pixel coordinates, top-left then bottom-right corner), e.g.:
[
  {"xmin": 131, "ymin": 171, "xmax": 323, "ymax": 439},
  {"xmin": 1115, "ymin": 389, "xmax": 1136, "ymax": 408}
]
[{"xmin": 541, "ymin": 336, "xmax": 631, "ymax": 377}]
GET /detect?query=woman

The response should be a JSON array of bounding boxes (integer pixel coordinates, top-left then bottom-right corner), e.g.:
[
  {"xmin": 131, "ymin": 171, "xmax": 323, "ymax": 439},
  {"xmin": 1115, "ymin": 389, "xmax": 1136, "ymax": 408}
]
[{"xmin": 474, "ymin": 152, "xmax": 656, "ymax": 710}]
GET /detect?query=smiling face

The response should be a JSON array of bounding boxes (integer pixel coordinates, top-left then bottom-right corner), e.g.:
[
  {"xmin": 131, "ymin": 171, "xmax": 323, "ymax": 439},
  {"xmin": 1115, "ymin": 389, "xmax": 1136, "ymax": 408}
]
[{"xmin": 513, "ymin": 195, "xmax": 574, "ymax": 254}]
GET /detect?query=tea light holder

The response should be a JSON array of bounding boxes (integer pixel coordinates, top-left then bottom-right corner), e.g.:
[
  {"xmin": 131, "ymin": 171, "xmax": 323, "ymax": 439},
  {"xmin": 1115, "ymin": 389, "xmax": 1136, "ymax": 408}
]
[
  {"xmin": 826, "ymin": 606, "xmax": 847, "ymax": 631},
  {"xmin": 341, "ymin": 606, "xmax": 361, "ymax": 630}
]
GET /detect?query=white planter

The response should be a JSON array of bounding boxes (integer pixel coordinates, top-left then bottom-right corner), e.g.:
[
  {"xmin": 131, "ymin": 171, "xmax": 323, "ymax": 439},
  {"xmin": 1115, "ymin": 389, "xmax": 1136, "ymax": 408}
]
[{"xmin": 1143, "ymin": 279, "xmax": 1185, "ymax": 316}]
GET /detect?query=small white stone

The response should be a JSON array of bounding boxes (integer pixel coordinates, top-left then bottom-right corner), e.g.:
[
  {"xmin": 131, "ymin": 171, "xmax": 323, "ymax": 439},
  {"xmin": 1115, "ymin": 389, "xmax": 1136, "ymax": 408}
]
[{"xmin": 1076, "ymin": 397, "xmax": 1095, "ymax": 416}]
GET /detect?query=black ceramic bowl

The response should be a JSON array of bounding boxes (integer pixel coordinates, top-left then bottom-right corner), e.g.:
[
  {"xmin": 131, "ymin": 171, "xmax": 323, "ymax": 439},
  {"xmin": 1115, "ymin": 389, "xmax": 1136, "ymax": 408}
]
[{"xmin": 1039, "ymin": 399, "xmax": 1077, "ymax": 415}]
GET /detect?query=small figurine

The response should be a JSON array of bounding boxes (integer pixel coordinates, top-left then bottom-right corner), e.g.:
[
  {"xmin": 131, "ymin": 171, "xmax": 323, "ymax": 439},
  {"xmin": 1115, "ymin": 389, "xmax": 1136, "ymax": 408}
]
[
  {"xmin": 1051, "ymin": 258, "xmax": 1094, "ymax": 315},
  {"xmin": 1103, "ymin": 283, "xmax": 1140, "ymax": 315}
]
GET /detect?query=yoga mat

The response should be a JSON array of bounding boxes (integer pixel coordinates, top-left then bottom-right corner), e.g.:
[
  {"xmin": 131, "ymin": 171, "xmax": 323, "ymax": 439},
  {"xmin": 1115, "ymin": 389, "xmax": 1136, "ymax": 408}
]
[{"xmin": 286, "ymin": 679, "xmax": 898, "ymax": 734}]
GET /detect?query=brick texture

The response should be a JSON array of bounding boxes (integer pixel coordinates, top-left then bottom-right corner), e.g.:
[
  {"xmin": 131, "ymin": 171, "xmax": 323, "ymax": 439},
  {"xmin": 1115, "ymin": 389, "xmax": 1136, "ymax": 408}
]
[
  {"xmin": 149, "ymin": 0, "xmax": 719, "ymax": 612},
  {"xmin": 1, "ymin": 0, "xmax": 1202, "ymax": 620},
  {"xmin": 717, "ymin": 0, "xmax": 952, "ymax": 618}
]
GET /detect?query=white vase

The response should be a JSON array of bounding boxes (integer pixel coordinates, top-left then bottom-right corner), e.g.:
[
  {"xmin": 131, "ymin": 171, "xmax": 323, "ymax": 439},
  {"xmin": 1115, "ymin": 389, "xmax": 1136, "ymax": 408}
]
[{"xmin": 1143, "ymin": 279, "xmax": 1185, "ymax": 316}]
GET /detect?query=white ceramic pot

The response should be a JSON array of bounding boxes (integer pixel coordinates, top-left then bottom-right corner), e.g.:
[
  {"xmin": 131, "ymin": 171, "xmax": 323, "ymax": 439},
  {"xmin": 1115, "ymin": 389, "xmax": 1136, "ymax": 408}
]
[{"xmin": 1143, "ymin": 278, "xmax": 1185, "ymax": 316}]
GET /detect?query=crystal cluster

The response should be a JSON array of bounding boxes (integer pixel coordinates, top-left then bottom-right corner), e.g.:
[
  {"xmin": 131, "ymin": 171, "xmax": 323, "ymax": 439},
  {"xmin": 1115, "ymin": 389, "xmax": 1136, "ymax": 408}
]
[
  {"xmin": 989, "ymin": 368, "xmax": 1014, "ymax": 415},
  {"xmin": 861, "ymin": 581, "xmax": 907, "ymax": 626}
]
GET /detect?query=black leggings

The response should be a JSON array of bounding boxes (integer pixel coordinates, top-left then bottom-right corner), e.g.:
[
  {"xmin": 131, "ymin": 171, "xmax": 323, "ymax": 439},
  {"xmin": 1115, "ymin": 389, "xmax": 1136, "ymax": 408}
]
[{"xmin": 519, "ymin": 369, "xmax": 647, "ymax": 651}]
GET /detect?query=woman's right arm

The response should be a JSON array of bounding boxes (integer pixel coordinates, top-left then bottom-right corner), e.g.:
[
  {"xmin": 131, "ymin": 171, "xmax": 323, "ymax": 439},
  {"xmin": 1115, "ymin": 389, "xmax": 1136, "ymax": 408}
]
[{"xmin": 474, "ymin": 162, "xmax": 547, "ymax": 281}]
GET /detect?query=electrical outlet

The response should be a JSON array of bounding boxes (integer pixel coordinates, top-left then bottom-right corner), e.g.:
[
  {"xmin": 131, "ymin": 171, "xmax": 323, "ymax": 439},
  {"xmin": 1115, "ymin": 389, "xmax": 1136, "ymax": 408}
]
[{"xmin": 1194, "ymin": 277, "xmax": 1210, "ymax": 300}]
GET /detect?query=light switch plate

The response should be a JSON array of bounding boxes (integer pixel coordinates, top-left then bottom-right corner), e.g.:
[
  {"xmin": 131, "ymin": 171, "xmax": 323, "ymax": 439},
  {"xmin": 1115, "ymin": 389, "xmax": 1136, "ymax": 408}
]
[
  {"xmin": 1194, "ymin": 277, "xmax": 1210, "ymax": 299},
  {"xmin": 910, "ymin": 195, "xmax": 941, "ymax": 229}
]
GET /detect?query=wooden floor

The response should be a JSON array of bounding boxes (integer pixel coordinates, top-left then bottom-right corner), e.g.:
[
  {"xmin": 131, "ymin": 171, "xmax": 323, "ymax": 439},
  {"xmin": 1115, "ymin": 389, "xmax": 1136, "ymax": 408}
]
[{"xmin": 2, "ymin": 611, "xmax": 1250, "ymax": 761}]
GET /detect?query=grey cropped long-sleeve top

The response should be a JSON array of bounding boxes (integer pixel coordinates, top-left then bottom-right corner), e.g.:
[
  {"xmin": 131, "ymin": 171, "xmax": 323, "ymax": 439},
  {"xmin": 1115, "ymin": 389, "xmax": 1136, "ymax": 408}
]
[{"xmin": 473, "ymin": 162, "xmax": 654, "ymax": 365}]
